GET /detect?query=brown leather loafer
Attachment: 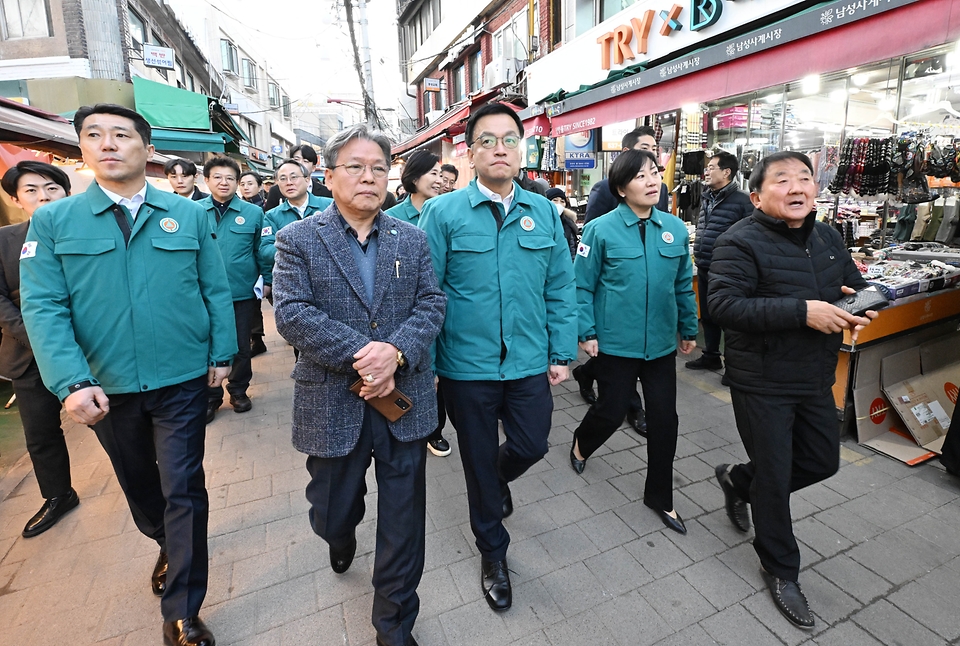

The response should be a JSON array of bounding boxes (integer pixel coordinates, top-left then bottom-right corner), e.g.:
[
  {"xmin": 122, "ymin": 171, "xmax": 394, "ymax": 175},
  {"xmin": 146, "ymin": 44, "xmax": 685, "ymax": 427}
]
[{"xmin": 163, "ymin": 616, "xmax": 215, "ymax": 646}]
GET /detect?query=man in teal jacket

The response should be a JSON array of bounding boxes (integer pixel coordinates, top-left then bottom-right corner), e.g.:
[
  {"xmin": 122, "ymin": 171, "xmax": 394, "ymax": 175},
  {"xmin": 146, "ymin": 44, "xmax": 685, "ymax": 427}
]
[
  {"xmin": 419, "ymin": 102, "xmax": 577, "ymax": 612},
  {"xmin": 259, "ymin": 158, "xmax": 333, "ymax": 297},
  {"xmin": 199, "ymin": 156, "xmax": 271, "ymax": 423},
  {"xmin": 20, "ymin": 104, "xmax": 235, "ymax": 646}
]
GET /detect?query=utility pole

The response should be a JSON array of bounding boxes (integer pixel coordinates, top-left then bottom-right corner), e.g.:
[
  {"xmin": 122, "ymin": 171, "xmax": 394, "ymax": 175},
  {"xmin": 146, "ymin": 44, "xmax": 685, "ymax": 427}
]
[{"xmin": 342, "ymin": 0, "xmax": 379, "ymax": 128}]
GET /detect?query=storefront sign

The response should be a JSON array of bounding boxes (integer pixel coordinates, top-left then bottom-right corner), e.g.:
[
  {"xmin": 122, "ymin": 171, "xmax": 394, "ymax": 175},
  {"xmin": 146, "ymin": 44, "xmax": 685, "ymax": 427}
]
[
  {"xmin": 526, "ymin": 0, "xmax": 804, "ymax": 102},
  {"xmin": 548, "ymin": 0, "xmax": 919, "ymax": 136},
  {"xmin": 601, "ymin": 120, "xmax": 637, "ymax": 151},
  {"xmin": 525, "ymin": 138, "xmax": 542, "ymax": 169},
  {"xmin": 143, "ymin": 45, "xmax": 175, "ymax": 70},
  {"xmin": 564, "ymin": 131, "xmax": 597, "ymax": 169},
  {"xmin": 424, "ymin": 78, "xmax": 441, "ymax": 92}
]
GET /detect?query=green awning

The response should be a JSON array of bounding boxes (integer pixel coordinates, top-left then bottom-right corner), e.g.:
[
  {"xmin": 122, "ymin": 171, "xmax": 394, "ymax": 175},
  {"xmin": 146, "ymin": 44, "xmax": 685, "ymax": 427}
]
[
  {"xmin": 133, "ymin": 77, "xmax": 210, "ymax": 130},
  {"xmin": 151, "ymin": 128, "xmax": 231, "ymax": 152},
  {"xmin": 209, "ymin": 100, "xmax": 250, "ymax": 143},
  {"xmin": 245, "ymin": 159, "xmax": 272, "ymax": 176}
]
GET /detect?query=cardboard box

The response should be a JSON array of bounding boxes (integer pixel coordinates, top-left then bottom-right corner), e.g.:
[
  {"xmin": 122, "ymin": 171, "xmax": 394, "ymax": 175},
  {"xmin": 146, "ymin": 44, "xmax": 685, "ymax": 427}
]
[
  {"xmin": 868, "ymin": 277, "xmax": 921, "ymax": 300},
  {"xmin": 881, "ymin": 334, "xmax": 960, "ymax": 456}
]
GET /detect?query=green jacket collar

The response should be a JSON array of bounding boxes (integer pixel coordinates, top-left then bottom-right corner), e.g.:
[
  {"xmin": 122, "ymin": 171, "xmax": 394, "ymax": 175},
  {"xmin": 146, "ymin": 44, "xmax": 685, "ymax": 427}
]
[
  {"xmin": 465, "ymin": 178, "xmax": 536, "ymax": 211},
  {"xmin": 614, "ymin": 202, "xmax": 665, "ymax": 228},
  {"xmin": 87, "ymin": 181, "xmax": 169, "ymax": 216}
]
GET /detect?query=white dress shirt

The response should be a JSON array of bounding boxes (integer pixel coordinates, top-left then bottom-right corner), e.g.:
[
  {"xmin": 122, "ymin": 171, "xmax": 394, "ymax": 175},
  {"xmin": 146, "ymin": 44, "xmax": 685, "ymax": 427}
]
[
  {"xmin": 476, "ymin": 179, "xmax": 515, "ymax": 215},
  {"xmin": 100, "ymin": 183, "xmax": 148, "ymax": 220}
]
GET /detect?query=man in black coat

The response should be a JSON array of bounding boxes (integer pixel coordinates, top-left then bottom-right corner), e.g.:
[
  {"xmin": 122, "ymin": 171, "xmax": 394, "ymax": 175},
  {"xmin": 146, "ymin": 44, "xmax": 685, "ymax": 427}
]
[
  {"xmin": 708, "ymin": 151, "xmax": 877, "ymax": 630},
  {"xmin": 263, "ymin": 144, "xmax": 332, "ymax": 211},
  {"xmin": 686, "ymin": 151, "xmax": 753, "ymax": 371},
  {"xmin": 0, "ymin": 161, "xmax": 77, "ymax": 538},
  {"xmin": 164, "ymin": 158, "xmax": 208, "ymax": 201}
]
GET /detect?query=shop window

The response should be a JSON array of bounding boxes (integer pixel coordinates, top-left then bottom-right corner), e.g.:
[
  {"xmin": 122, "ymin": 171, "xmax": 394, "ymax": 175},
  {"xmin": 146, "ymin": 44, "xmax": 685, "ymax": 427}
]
[
  {"xmin": 843, "ymin": 60, "xmax": 900, "ymax": 139},
  {"xmin": 186, "ymin": 72, "xmax": 195, "ymax": 92},
  {"xmin": 493, "ymin": 8, "xmax": 530, "ymax": 62},
  {"xmin": 454, "ymin": 65, "xmax": 466, "ymax": 102},
  {"xmin": 176, "ymin": 61, "xmax": 185, "ymax": 89},
  {"xmin": 422, "ymin": 89, "xmax": 432, "ymax": 117},
  {"xmin": 470, "ymin": 50, "xmax": 482, "ymax": 92},
  {"xmin": 281, "ymin": 95, "xmax": 291, "ymax": 118},
  {"xmin": 574, "ymin": 0, "xmax": 595, "ymax": 37},
  {"xmin": 127, "ymin": 7, "xmax": 145, "ymax": 53},
  {"xmin": 245, "ymin": 119, "xmax": 258, "ymax": 148},
  {"xmin": 898, "ymin": 45, "xmax": 960, "ymax": 133},
  {"xmin": 221, "ymin": 39, "xmax": 239, "ymax": 75},
  {"xmin": 600, "ymin": 0, "xmax": 636, "ymax": 22}
]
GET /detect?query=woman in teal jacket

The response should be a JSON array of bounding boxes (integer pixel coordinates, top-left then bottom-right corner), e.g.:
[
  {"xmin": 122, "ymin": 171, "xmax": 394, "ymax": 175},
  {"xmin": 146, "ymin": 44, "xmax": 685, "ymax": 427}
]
[{"xmin": 570, "ymin": 149, "xmax": 698, "ymax": 535}]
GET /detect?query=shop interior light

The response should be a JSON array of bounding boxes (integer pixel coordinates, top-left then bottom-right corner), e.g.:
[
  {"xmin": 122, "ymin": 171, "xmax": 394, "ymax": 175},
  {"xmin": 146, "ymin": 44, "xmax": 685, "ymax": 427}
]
[
  {"xmin": 829, "ymin": 88, "xmax": 848, "ymax": 102},
  {"xmin": 681, "ymin": 103, "xmax": 701, "ymax": 113},
  {"xmin": 801, "ymin": 75, "xmax": 820, "ymax": 95},
  {"xmin": 851, "ymin": 73, "xmax": 871, "ymax": 86},
  {"xmin": 763, "ymin": 93, "xmax": 782, "ymax": 104},
  {"xmin": 748, "ymin": 137, "xmax": 769, "ymax": 145},
  {"xmin": 877, "ymin": 96, "xmax": 897, "ymax": 111},
  {"xmin": 733, "ymin": 137, "xmax": 748, "ymax": 145}
]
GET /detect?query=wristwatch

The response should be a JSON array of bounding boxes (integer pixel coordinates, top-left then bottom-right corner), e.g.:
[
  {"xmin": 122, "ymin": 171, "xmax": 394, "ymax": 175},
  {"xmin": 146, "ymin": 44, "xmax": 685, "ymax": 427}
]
[
  {"xmin": 550, "ymin": 359, "xmax": 569, "ymax": 366},
  {"xmin": 396, "ymin": 349, "xmax": 408, "ymax": 368}
]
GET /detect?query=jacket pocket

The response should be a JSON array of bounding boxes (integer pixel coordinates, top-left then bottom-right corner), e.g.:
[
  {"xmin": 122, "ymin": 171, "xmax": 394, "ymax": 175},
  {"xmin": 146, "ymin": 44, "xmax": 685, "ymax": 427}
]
[
  {"xmin": 55, "ymin": 238, "xmax": 116, "ymax": 255},
  {"xmin": 229, "ymin": 226, "xmax": 256, "ymax": 235},
  {"xmin": 451, "ymin": 235, "xmax": 494, "ymax": 253},
  {"xmin": 291, "ymin": 361, "xmax": 327, "ymax": 383},
  {"xmin": 657, "ymin": 245, "xmax": 687, "ymax": 258},
  {"xmin": 151, "ymin": 237, "xmax": 200, "ymax": 252},
  {"xmin": 516, "ymin": 235, "xmax": 554, "ymax": 251}
]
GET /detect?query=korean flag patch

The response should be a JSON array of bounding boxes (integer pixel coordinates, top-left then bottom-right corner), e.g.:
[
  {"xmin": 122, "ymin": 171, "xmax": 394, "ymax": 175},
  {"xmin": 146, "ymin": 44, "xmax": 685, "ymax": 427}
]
[
  {"xmin": 261, "ymin": 226, "xmax": 273, "ymax": 236},
  {"xmin": 20, "ymin": 241, "xmax": 37, "ymax": 259},
  {"xmin": 577, "ymin": 242, "xmax": 590, "ymax": 258}
]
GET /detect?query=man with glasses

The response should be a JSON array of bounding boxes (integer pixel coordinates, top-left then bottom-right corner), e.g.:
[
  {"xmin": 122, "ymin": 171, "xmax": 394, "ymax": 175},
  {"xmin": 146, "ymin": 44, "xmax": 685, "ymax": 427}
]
[
  {"xmin": 199, "ymin": 157, "xmax": 271, "ymax": 423},
  {"xmin": 420, "ymin": 102, "xmax": 577, "ymax": 612},
  {"xmin": 686, "ymin": 151, "xmax": 752, "ymax": 371},
  {"xmin": 439, "ymin": 163, "xmax": 458, "ymax": 193},
  {"xmin": 263, "ymin": 144, "xmax": 332, "ymax": 211},
  {"xmin": 260, "ymin": 159, "xmax": 333, "ymax": 302}
]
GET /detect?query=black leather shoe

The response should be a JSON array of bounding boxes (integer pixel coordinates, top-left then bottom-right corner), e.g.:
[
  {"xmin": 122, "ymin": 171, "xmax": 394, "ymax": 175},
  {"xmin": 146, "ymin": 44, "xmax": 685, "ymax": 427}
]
[
  {"xmin": 480, "ymin": 558, "xmax": 512, "ymax": 611},
  {"xmin": 626, "ymin": 407, "xmax": 647, "ymax": 437},
  {"xmin": 569, "ymin": 441, "xmax": 586, "ymax": 475},
  {"xmin": 645, "ymin": 501, "xmax": 687, "ymax": 534},
  {"xmin": 685, "ymin": 355, "xmax": 723, "ymax": 371},
  {"xmin": 206, "ymin": 401, "xmax": 220, "ymax": 424},
  {"xmin": 500, "ymin": 481, "xmax": 513, "ymax": 518},
  {"xmin": 152, "ymin": 550, "xmax": 168, "ymax": 596},
  {"xmin": 761, "ymin": 570, "xmax": 814, "ymax": 630},
  {"xmin": 427, "ymin": 436, "xmax": 452, "ymax": 456},
  {"xmin": 716, "ymin": 464, "xmax": 750, "ymax": 532},
  {"xmin": 572, "ymin": 365, "xmax": 597, "ymax": 406},
  {"xmin": 376, "ymin": 637, "xmax": 419, "ymax": 646},
  {"xmin": 21, "ymin": 488, "xmax": 79, "ymax": 538},
  {"xmin": 250, "ymin": 336, "xmax": 267, "ymax": 357},
  {"xmin": 329, "ymin": 533, "xmax": 357, "ymax": 574},
  {"xmin": 163, "ymin": 616, "xmax": 216, "ymax": 646},
  {"xmin": 230, "ymin": 395, "xmax": 252, "ymax": 413}
]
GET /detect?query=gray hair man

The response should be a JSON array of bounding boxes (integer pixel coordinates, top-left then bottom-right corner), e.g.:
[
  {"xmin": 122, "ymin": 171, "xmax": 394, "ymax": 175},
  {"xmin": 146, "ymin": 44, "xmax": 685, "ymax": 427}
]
[{"xmin": 273, "ymin": 124, "xmax": 446, "ymax": 646}]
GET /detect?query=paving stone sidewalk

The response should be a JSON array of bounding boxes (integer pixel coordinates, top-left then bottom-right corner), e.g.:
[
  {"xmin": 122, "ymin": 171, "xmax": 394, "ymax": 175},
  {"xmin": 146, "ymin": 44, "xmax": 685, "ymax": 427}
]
[{"xmin": 1, "ymin": 306, "xmax": 959, "ymax": 646}]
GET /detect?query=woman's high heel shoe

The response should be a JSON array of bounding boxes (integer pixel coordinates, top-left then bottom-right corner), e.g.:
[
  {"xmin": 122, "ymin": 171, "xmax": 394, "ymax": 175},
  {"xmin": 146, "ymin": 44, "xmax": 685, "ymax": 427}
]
[
  {"xmin": 645, "ymin": 501, "xmax": 687, "ymax": 535},
  {"xmin": 569, "ymin": 440, "xmax": 586, "ymax": 474}
]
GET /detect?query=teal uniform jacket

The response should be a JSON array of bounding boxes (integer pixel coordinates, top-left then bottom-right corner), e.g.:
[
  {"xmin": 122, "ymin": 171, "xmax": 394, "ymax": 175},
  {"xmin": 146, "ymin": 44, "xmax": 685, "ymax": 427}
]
[
  {"xmin": 20, "ymin": 183, "xmax": 238, "ymax": 401},
  {"xmin": 419, "ymin": 179, "xmax": 577, "ymax": 381},
  {"xmin": 575, "ymin": 202, "xmax": 698, "ymax": 360},
  {"xmin": 198, "ymin": 195, "xmax": 270, "ymax": 301},
  {"xmin": 385, "ymin": 198, "xmax": 420, "ymax": 225},
  {"xmin": 260, "ymin": 193, "xmax": 333, "ymax": 284}
]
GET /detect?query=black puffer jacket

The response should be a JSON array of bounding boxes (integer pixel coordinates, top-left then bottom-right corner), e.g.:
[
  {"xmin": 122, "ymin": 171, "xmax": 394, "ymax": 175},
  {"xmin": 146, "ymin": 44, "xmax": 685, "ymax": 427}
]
[
  {"xmin": 693, "ymin": 183, "xmax": 753, "ymax": 270},
  {"xmin": 708, "ymin": 210, "xmax": 867, "ymax": 396}
]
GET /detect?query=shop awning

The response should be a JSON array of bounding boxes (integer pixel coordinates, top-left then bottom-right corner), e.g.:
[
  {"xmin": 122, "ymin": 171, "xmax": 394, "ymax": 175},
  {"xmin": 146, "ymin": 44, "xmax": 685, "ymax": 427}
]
[
  {"xmin": 393, "ymin": 104, "xmax": 470, "ymax": 156},
  {"xmin": 133, "ymin": 77, "xmax": 210, "ymax": 130},
  {"xmin": 548, "ymin": 0, "xmax": 959, "ymax": 136},
  {"xmin": 0, "ymin": 98, "xmax": 80, "ymax": 157},
  {"xmin": 522, "ymin": 113, "xmax": 550, "ymax": 138},
  {"xmin": 245, "ymin": 158, "xmax": 273, "ymax": 176},
  {"xmin": 151, "ymin": 129, "xmax": 231, "ymax": 153},
  {"xmin": 210, "ymin": 101, "xmax": 250, "ymax": 144}
]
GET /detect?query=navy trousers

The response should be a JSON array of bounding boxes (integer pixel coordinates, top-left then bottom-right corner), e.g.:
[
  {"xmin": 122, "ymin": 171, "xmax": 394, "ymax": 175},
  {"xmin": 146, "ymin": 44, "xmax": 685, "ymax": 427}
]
[
  {"xmin": 696, "ymin": 268, "xmax": 723, "ymax": 359},
  {"xmin": 209, "ymin": 298, "xmax": 255, "ymax": 403},
  {"xmin": 91, "ymin": 375, "xmax": 210, "ymax": 621},
  {"xmin": 14, "ymin": 360, "xmax": 71, "ymax": 499},
  {"xmin": 305, "ymin": 405, "xmax": 426, "ymax": 646},
  {"xmin": 441, "ymin": 373, "xmax": 553, "ymax": 561},
  {"xmin": 728, "ymin": 388, "xmax": 839, "ymax": 582}
]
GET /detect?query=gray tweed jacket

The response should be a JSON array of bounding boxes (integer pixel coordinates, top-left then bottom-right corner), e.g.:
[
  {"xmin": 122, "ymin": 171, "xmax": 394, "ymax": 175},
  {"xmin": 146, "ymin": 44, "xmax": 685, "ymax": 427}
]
[{"xmin": 273, "ymin": 204, "xmax": 446, "ymax": 458}]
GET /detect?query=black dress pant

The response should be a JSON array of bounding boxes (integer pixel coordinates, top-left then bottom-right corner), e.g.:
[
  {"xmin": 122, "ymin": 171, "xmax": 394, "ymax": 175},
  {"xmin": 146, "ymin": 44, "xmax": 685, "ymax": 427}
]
[
  {"xmin": 941, "ymin": 400, "xmax": 960, "ymax": 473},
  {"xmin": 305, "ymin": 406, "xmax": 426, "ymax": 646},
  {"xmin": 426, "ymin": 380, "xmax": 446, "ymax": 443},
  {"xmin": 578, "ymin": 354, "xmax": 643, "ymax": 411},
  {"xmin": 250, "ymin": 298, "xmax": 265, "ymax": 337},
  {"xmin": 14, "ymin": 360, "xmax": 71, "ymax": 499},
  {"xmin": 441, "ymin": 373, "xmax": 552, "ymax": 561},
  {"xmin": 573, "ymin": 352, "xmax": 678, "ymax": 512},
  {"xmin": 91, "ymin": 376, "xmax": 210, "ymax": 621},
  {"xmin": 727, "ymin": 388, "xmax": 839, "ymax": 582},
  {"xmin": 696, "ymin": 268, "xmax": 722, "ymax": 359},
  {"xmin": 208, "ymin": 298, "xmax": 255, "ymax": 403}
]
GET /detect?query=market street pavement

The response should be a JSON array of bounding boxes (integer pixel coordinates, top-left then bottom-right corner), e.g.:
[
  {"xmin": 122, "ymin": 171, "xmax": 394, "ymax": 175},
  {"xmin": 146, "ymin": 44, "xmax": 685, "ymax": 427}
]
[{"xmin": 2, "ymin": 306, "xmax": 960, "ymax": 646}]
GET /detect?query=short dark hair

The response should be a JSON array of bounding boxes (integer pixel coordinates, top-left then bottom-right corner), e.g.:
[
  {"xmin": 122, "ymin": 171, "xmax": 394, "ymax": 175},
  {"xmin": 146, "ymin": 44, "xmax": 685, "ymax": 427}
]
[
  {"xmin": 290, "ymin": 144, "xmax": 319, "ymax": 165},
  {"xmin": 1, "ymin": 161, "xmax": 71, "ymax": 198},
  {"xmin": 202, "ymin": 156, "xmax": 241, "ymax": 179},
  {"xmin": 74, "ymin": 103, "xmax": 152, "ymax": 145},
  {"xmin": 440, "ymin": 163, "xmax": 459, "ymax": 179},
  {"xmin": 465, "ymin": 102, "xmax": 523, "ymax": 147},
  {"xmin": 163, "ymin": 158, "xmax": 198, "ymax": 176},
  {"xmin": 239, "ymin": 170, "xmax": 263, "ymax": 186},
  {"xmin": 710, "ymin": 151, "xmax": 739, "ymax": 180},
  {"xmin": 748, "ymin": 151, "xmax": 814, "ymax": 193},
  {"xmin": 607, "ymin": 149, "xmax": 659, "ymax": 203},
  {"xmin": 401, "ymin": 150, "xmax": 441, "ymax": 194},
  {"xmin": 622, "ymin": 126, "xmax": 656, "ymax": 150},
  {"xmin": 276, "ymin": 158, "xmax": 309, "ymax": 178}
]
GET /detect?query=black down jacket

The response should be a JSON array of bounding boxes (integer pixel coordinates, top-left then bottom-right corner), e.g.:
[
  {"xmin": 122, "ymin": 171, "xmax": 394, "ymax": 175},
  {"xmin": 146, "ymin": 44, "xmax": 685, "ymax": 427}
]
[
  {"xmin": 708, "ymin": 210, "xmax": 867, "ymax": 396},
  {"xmin": 693, "ymin": 186, "xmax": 753, "ymax": 270}
]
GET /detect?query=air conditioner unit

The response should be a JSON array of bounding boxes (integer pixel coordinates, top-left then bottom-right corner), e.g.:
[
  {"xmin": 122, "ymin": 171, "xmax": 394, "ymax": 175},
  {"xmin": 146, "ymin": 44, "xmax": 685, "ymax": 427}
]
[{"xmin": 483, "ymin": 57, "xmax": 517, "ymax": 90}]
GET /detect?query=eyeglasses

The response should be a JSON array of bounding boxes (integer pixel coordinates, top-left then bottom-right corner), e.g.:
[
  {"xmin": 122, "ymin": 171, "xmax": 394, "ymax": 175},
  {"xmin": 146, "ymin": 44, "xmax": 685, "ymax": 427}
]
[
  {"xmin": 276, "ymin": 173, "xmax": 305, "ymax": 184},
  {"xmin": 471, "ymin": 134, "xmax": 521, "ymax": 149},
  {"xmin": 210, "ymin": 174, "xmax": 237, "ymax": 183},
  {"xmin": 705, "ymin": 165, "xmax": 720, "ymax": 172},
  {"xmin": 333, "ymin": 163, "xmax": 389, "ymax": 178}
]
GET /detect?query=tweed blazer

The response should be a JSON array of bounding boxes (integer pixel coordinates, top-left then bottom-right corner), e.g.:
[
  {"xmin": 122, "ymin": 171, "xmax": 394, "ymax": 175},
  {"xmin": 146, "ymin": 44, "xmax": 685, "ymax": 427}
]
[{"xmin": 273, "ymin": 204, "xmax": 447, "ymax": 458}]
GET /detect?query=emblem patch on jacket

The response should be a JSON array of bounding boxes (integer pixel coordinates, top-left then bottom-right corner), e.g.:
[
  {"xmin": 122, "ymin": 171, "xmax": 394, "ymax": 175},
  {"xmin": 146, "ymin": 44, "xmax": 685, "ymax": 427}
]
[
  {"xmin": 577, "ymin": 242, "xmax": 590, "ymax": 258},
  {"xmin": 661, "ymin": 231, "xmax": 674, "ymax": 244},
  {"xmin": 20, "ymin": 241, "xmax": 37, "ymax": 259},
  {"xmin": 160, "ymin": 218, "xmax": 179, "ymax": 233},
  {"xmin": 261, "ymin": 226, "xmax": 272, "ymax": 236}
]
